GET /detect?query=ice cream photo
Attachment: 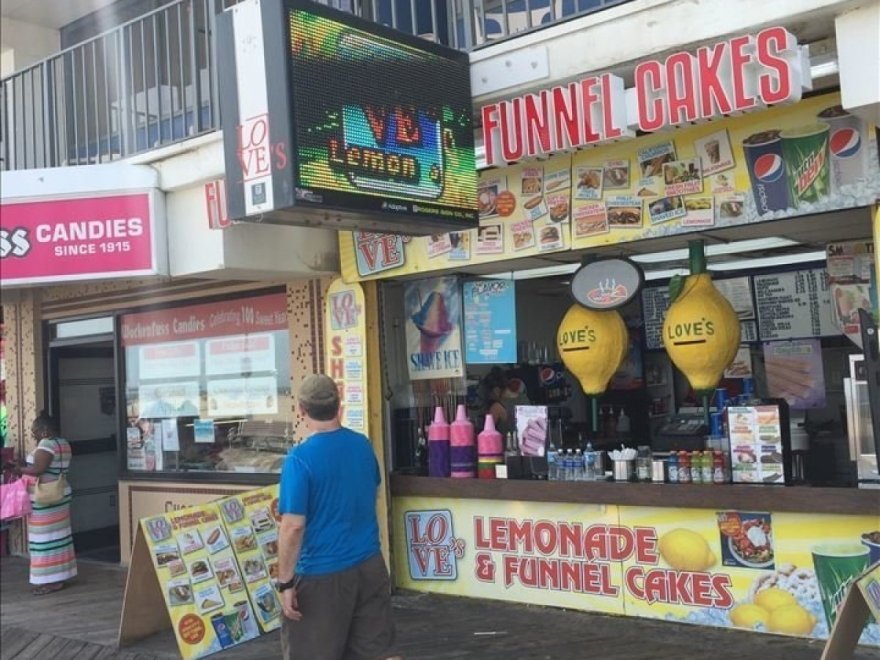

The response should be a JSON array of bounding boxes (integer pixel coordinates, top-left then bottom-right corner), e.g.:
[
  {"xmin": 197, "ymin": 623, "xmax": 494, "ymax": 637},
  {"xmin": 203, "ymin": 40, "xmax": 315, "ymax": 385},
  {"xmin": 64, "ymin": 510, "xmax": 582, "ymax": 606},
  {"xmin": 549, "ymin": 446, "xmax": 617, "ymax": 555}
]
[{"xmin": 405, "ymin": 277, "xmax": 464, "ymax": 381}]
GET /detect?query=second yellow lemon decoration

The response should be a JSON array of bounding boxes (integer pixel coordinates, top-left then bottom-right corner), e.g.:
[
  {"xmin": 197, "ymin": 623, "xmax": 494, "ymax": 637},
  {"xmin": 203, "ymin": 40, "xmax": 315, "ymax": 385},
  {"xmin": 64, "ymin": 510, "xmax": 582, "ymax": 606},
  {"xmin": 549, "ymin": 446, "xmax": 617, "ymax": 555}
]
[{"xmin": 662, "ymin": 240, "xmax": 740, "ymax": 394}]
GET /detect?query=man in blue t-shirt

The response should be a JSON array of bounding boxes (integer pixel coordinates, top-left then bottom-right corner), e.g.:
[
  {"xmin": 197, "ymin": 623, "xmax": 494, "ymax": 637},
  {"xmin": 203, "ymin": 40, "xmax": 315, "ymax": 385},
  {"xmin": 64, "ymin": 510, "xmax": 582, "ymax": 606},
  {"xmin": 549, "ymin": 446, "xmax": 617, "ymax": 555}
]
[{"xmin": 277, "ymin": 374, "xmax": 400, "ymax": 660}]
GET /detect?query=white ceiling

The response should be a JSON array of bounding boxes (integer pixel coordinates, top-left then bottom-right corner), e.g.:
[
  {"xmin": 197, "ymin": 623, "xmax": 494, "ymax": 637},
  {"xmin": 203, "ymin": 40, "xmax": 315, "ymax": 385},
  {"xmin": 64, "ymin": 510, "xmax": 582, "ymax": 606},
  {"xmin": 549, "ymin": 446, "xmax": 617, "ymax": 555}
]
[{"xmin": 1, "ymin": 0, "xmax": 119, "ymax": 30}]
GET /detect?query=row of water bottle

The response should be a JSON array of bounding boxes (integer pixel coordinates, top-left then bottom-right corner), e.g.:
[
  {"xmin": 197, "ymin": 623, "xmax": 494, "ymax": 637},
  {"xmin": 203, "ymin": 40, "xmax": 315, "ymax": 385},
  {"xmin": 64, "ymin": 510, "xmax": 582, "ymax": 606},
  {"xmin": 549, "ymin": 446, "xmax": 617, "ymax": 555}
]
[{"xmin": 548, "ymin": 444, "xmax": 605, "ymax": 481}]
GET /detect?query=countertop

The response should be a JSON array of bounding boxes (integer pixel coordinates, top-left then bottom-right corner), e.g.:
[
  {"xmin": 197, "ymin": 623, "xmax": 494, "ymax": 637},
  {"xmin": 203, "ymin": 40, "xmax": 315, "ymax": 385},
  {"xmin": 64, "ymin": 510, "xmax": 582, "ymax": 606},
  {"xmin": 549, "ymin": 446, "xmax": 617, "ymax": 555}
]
[{"xmin": 390, "ymin": 474, "xmax": 880, "ymax": 516}]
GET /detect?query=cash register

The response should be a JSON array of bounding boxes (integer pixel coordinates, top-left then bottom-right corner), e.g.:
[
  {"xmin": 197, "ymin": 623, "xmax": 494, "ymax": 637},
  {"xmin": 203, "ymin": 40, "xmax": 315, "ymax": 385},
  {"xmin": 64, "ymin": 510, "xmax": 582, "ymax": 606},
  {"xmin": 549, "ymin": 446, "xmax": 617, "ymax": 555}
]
[{"xmin": 656, "ymin": 414, "xmax": 707, "ymax": 451}]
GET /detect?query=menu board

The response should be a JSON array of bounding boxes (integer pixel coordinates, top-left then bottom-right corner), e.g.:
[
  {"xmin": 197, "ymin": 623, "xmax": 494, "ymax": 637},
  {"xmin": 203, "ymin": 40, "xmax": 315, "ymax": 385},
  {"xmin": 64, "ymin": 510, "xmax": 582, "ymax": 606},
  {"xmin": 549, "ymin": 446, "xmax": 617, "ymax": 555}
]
[
  {"xmin": 754, "ymin": 269, "xmax": 838, "ymax": 340},
  {"xmin": 463, "ymin": 279, "xmax": 517, "ymax": 364},
  {"xmin": 713, "ymin": 277, "xmax": 755, "ymax": 320},
  {"xmin": 217, "ymin": 486, "xmax": 282, "ymax": 633},
  {"xmin": 727, "ymin": 405, "xmax": 785, "ymax": 485},
  {"xmin": 142, "ymin": 505, "xmax": 261, "ymax": 659},
  {"xmin": 642, "ymin": 286, "xmax": 670, "ymax": 350}
]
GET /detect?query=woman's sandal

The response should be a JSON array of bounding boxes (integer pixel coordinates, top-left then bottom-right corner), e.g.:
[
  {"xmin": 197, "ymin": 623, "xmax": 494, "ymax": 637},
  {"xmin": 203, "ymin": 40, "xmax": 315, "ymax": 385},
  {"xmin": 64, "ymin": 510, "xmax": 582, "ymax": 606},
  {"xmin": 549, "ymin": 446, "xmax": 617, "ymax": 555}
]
[{"xmin": 32, "ymin": 583, "xmax": 64, "ymax": 596}]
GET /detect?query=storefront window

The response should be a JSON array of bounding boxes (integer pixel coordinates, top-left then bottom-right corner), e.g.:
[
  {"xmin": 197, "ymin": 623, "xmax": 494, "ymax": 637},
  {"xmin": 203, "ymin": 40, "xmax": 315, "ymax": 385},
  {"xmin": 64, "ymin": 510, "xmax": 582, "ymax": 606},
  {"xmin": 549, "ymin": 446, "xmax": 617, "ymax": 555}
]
[{"xmin": 121, "ymin": 292, "xmax": 292, "ymax": 474}]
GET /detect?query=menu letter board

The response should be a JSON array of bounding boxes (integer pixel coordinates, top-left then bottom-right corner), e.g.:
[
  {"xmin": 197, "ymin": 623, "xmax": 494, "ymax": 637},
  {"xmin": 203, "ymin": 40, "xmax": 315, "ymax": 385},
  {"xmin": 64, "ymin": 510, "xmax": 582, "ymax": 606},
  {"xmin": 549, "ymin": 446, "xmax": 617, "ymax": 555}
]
[
  {"xmin": 463, "ymin": 279, "xmax": 517, "ymax": 364},
  {"xmin": 754, "ymin": 269, "xmax": 838, "ymax": 340}
]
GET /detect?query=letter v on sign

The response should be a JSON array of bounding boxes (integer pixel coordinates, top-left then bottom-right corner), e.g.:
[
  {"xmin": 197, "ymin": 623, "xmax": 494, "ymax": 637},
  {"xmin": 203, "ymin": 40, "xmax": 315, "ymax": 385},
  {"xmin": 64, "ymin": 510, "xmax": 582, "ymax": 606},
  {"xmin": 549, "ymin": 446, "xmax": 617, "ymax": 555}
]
[{"xmin": 365, "ymin": 106, "xmax": 389, "ymax": 147}]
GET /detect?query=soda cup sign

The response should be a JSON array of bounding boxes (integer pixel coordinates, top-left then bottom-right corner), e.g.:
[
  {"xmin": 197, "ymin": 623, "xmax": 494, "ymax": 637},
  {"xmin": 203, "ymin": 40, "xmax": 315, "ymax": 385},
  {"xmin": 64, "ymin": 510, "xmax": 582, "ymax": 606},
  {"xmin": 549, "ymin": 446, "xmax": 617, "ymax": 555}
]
[
  {"xmin": 743, "ymin": 130, "xmax": 790, "ymax": 215},
  {"xmin": 781, "ymin": 124, "xmax": 831, "ymax": 207},
  {"xmin": 817, "ymin": 105, "xmax": 869, "ymax": 191}
]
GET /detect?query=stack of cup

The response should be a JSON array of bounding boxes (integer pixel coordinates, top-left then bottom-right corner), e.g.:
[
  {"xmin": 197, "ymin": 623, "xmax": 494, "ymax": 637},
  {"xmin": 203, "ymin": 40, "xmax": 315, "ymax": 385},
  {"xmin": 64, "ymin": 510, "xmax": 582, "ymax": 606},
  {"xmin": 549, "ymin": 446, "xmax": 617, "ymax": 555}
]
[
  {"xmin": 450, "ymin": 404, "xmax": 476, "ymax": 478},
  {"xmin": 477, "ymin": 415, "xmax": 503, "ymax": 479},
  {"xmin": 427, "ymin": 407, "xmax": 450, "ymax": 478}
]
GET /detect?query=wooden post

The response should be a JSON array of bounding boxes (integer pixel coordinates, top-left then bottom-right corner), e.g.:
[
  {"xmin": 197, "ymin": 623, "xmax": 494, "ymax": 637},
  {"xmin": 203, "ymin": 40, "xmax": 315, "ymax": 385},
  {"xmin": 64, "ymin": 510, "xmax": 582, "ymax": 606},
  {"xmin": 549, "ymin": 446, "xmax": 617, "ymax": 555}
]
[{"xmin": 363, "ymin": 280, "xmax": 391, "ymax": 568}]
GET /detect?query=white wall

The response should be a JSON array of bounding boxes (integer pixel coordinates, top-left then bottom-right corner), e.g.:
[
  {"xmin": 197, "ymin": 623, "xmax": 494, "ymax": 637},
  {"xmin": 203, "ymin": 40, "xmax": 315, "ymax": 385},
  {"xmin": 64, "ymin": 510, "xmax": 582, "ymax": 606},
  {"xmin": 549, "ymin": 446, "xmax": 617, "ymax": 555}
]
[
  {"xmin": 0, "ymin": 17, "xmax": 59, "ymax": 76},
  {"xmin": 836, "ymin": 3, "xmax": 880, "ymax": 125}
]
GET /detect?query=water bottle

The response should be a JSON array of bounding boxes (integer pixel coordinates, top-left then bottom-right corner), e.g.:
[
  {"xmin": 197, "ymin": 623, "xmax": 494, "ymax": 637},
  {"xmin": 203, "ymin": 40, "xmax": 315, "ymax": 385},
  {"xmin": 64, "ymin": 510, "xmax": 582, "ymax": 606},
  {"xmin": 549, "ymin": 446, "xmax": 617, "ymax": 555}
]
[
  {"xmin": 564, "ymin": 450, "xmax": 574, "ymax": 481},
  {"xmin": 575, "ymin": 449, "xmax": 584, "ymax": 481},
  {"xmin": 584, "ymin": 442, "xmax": 596, "ymax": 482},
  {"xmin": 547, "ymin": 446, "xmax": 558, "ymax": 481}
]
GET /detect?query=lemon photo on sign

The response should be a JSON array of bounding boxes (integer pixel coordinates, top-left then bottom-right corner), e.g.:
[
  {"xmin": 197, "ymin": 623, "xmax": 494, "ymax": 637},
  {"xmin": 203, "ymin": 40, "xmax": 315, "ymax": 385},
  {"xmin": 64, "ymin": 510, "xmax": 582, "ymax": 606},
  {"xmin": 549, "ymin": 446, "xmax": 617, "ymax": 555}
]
[
  {"xmin": 730, "ymin": 585, "xmax": 817, "ymax": 634},
  {"xmin": 658, "ymin": 528, "xmax": 716, "ymax": 572}
]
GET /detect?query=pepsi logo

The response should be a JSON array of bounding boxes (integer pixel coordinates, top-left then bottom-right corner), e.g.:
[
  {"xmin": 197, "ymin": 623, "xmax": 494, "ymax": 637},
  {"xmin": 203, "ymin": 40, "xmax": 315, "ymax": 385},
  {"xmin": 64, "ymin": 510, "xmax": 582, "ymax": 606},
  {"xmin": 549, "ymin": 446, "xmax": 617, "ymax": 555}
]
[
  {"xmin": 830, "ymin": 128, "xmax": 861, "ymax": 159},
  {"xmin": 754, "ymin": 154, "xmax": 785, "ymax": 183}
]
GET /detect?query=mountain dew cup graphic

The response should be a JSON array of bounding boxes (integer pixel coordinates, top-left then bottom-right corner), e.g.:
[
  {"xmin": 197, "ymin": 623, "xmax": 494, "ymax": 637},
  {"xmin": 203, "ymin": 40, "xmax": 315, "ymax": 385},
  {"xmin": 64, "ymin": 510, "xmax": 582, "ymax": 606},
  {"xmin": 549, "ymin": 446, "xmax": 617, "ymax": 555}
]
[
  {"xmin": 811, "ymin": 542, "xmax": 870, "ymax": 628},
  {"xmin": 781, "ymin": 124, "xmax": 831, "ymax": 207}
]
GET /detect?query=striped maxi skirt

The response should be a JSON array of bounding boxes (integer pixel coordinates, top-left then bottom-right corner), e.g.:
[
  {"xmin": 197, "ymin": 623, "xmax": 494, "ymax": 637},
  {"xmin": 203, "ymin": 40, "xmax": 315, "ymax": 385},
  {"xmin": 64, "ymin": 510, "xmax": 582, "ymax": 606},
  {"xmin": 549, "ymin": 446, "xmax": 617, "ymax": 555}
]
[{"xmin": 28, "ymin": 489, "xmax": 77, "ymax": 585}]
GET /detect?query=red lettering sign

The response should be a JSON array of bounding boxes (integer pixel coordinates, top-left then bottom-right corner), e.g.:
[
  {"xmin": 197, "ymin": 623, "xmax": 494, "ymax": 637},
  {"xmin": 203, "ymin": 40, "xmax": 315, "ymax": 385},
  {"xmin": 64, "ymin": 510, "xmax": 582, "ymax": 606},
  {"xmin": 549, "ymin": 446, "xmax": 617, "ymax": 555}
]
[{"xmin": 481, "ymin": 26, "xmax": 806, "ymax": 165}]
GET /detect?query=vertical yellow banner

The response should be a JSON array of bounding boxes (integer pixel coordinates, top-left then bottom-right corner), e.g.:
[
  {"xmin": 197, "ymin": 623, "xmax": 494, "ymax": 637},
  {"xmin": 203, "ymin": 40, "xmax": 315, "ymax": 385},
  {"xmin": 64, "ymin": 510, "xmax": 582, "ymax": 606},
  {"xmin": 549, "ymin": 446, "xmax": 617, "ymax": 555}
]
[{"xmin": 324, "ymin": 278, "xmax": 369, "ymax": 432}]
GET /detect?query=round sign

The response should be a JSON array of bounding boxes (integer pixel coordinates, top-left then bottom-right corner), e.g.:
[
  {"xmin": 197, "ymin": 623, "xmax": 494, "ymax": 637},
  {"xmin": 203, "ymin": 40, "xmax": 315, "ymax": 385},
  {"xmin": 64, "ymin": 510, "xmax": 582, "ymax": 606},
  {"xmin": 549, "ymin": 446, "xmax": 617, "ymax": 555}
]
[
  {"xmin": 495, "ymin": 191, "xmax": 517, "ymax": 217},
  {"xmin": 570, "ymin": 258, "xmax": 644, "ymax": 310}
]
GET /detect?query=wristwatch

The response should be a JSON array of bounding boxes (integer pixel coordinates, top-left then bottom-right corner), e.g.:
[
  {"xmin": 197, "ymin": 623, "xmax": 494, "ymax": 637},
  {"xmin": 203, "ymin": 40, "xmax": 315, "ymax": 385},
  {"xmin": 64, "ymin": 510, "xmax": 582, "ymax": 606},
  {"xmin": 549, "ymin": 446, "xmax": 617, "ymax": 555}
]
[{"xmin": 275, "ymin": 576, "xmax": 296, "ymax": 593}]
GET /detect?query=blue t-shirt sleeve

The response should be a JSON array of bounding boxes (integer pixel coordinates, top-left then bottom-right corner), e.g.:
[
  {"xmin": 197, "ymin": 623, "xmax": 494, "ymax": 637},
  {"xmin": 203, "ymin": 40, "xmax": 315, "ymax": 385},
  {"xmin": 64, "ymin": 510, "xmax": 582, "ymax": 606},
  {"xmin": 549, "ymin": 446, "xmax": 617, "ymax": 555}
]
[
  {"xmin": 279, "ymin": 454, "xmax": 310, "ymax": 516},
  {"xmin": 373, "ymin": 453, "xmax": 381, "ymax": 486}
]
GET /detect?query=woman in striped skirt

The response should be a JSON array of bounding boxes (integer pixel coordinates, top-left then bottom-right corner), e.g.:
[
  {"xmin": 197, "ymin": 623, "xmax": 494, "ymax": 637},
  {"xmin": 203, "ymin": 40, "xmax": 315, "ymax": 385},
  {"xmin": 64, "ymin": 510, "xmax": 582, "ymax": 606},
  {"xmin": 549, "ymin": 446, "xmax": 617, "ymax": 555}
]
[{"xmin": 14, "ymin": 412, "xmax": 77, "ymax": 595}]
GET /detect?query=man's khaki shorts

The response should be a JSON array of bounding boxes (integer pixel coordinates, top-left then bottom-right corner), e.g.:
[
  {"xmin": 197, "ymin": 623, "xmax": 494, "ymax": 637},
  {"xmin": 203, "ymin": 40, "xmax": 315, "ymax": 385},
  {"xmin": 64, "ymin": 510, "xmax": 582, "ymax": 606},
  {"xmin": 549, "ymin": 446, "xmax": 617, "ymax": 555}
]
[{"xmin": 281, "ymin": 553, "xmax": 397, "ymax": 660}]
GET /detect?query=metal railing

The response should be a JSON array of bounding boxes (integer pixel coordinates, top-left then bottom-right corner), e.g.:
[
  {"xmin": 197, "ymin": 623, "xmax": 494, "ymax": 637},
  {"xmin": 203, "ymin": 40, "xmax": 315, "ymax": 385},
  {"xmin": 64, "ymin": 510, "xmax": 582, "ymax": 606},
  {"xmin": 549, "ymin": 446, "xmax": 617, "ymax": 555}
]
[{"xmin": 1, "ymin": 0, "xmax": 632, "ymax": 171}]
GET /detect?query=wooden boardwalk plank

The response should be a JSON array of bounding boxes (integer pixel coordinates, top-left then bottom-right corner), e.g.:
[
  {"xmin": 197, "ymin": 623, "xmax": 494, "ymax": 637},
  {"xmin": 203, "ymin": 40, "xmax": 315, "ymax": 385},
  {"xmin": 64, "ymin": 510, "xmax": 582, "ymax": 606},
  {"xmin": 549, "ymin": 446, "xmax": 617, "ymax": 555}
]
[
  {"xmin": 0, "ymin": 628, "xmax": 40, "ymax": 660},
  {"xmin": 3, "ymin": 557, "xmax": 879, "ymax": 659}
]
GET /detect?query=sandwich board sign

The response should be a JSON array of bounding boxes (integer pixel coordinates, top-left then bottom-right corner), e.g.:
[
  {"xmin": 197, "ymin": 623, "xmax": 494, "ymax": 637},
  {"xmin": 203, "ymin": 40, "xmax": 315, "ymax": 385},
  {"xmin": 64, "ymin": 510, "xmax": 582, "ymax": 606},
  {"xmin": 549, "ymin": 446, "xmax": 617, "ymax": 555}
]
[
  {"xmin": 118, "ymin": 486, "xmax": 281, "ymax": 659},
  {"xmin": 821, "ymin": 562, "xmax": 880, "ymax": 660}
]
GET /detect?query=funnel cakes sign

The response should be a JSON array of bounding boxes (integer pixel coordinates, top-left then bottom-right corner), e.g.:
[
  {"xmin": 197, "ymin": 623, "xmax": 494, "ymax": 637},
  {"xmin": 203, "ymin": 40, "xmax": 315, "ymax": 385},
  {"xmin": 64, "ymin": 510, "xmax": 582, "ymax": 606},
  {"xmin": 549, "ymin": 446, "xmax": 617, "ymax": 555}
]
[
  {"xmin": 404, "ymin": 277, "xmax": 464, "ymax": 380},
  {"xmin": 481, "ymin": 26, "xmax": 810, "ymax": 166}
]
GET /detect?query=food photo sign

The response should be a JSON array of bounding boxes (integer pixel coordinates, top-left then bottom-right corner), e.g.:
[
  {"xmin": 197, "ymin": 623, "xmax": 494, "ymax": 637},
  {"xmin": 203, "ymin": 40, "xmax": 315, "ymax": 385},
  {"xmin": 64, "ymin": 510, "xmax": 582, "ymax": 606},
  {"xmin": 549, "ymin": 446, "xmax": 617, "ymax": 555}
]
[
  {"xmin": 393, "ymin": 497, "xmax": 880, "ymax": 648},
  {"xmin": 339, "ymin": 90, "xmax": 879, "ymax": 282},
  {"xmin": 120, "ymin": 486, "xmax": 283, "ymax": 659}
]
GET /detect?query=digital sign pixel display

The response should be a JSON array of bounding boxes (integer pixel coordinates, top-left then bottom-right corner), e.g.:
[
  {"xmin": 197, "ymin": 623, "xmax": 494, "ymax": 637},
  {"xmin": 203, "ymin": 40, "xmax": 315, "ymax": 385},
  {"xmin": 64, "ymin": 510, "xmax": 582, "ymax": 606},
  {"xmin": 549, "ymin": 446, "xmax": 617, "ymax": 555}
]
[{"xmin": 287, "ymin": 5, "xmax": 477, "ymax": 227}]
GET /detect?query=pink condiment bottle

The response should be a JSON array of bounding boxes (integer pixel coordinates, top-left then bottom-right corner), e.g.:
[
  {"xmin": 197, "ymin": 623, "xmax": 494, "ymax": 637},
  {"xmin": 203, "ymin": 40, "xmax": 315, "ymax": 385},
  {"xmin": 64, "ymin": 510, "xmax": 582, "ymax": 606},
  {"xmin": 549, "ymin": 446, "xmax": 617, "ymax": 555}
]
[
  {"xmin": 450, "ymin": 404, "xmax": 476, "ymax": 478},
  {"xmin": 427, "ymin": 406, "xmax": 450, "ymax": 478},
  {"xmin": 477, "ymin": 414, "xmax": 503, "ymax": 479}
]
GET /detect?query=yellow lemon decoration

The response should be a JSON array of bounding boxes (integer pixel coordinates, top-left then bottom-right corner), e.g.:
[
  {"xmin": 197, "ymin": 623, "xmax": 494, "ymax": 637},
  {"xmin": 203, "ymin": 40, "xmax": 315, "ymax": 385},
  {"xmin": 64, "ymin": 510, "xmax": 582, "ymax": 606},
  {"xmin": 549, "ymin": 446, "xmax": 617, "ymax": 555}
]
[
  {"xmin": 557, "ymin": 305, "xmax": 628, "ymax": 395},
  {"xmin": 662, "ymin": 241, "xmax": 740, "ymax": 393},
  {"xmin": 730, "ymin": 603, "xmax": 770, "ymax": 629},
  {"xmin": 767, "ymin": 604, "xmax": 817, "ymax": 635},
  {"xmin": 754, "ymin": 587, "xmax": 798, "ymax": 612},
  {"xmin": 658, "ymin": 528, "xmax": 717, "ymax": 572}
]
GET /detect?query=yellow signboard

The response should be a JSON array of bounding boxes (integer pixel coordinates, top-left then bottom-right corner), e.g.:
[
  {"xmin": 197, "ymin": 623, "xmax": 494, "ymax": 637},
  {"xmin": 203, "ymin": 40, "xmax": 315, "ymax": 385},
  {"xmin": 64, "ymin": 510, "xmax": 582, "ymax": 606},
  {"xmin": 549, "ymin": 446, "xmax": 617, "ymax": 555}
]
[
  {"xmin": 393, "ymin": 496, "xmax": 880, "ymax": 647},
  {"xmin": 140, "ymin": 503, "xmax": 263, "ymax": 658},
  {"xmin": 324, "ymin": 278, "xmax": 369, "ymax": 431},
  {"xmin": 215, "ymin": 486, "xmax": 283, "ymax": 634},
  {"xmin": 340, "ymin": 92, "xmax": 879, "ymax": 282}
]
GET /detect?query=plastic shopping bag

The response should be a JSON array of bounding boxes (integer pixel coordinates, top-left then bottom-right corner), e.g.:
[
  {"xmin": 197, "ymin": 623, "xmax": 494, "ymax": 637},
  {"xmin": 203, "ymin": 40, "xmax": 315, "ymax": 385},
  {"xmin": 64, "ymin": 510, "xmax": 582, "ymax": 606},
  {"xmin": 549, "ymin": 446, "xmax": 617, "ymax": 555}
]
[{"xmin": 1, "ymin": 478, "xmax": 32, "ymax": 520}]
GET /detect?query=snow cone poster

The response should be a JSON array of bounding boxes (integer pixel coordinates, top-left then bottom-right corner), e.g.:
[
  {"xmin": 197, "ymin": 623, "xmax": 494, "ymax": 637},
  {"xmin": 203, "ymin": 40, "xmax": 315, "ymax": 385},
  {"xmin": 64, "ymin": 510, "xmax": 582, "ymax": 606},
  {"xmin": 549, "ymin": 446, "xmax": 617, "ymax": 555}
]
[{"xmin": 404, "ymin": 277, "xmax": 464, "ymax": 381}]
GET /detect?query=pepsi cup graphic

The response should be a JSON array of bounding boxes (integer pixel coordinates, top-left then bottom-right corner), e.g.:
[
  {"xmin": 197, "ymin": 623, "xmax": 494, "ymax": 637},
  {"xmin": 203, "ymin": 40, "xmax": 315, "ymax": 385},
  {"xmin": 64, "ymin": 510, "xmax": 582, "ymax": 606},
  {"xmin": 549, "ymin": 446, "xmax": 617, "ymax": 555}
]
[
  {"xmin": 743, "ymin": 130, "xmax": 790, "ymax": 214},
  {"xmin": 818, "ymin": 105, "xmax": 869, "ymax": 191}
]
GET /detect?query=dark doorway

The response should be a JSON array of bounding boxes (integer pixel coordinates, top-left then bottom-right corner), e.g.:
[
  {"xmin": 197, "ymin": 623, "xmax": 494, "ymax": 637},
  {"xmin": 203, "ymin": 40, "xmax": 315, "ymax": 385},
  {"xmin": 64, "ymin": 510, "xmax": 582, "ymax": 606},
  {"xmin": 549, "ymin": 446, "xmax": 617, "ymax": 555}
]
[{"xmin": 48, "ymin": 339, "xmax": 121, "ymax": 563}]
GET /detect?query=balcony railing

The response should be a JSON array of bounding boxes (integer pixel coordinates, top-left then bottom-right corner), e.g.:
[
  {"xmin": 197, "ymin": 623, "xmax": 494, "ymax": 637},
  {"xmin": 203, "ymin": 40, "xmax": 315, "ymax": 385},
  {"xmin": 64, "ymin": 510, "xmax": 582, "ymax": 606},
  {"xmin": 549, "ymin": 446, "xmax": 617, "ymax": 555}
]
[{"xmin": 0, "ymin": 0, "xmax": 631, "ymax": 171}]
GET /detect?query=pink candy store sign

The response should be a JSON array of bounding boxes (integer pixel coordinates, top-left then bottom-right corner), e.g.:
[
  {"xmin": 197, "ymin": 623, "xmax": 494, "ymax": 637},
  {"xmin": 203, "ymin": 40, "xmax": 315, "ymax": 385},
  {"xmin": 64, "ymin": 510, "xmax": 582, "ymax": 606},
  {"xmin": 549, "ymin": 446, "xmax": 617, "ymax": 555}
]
[{"xmin": 0, "ymin": 193, "xmax": 164, "ymax": 286}]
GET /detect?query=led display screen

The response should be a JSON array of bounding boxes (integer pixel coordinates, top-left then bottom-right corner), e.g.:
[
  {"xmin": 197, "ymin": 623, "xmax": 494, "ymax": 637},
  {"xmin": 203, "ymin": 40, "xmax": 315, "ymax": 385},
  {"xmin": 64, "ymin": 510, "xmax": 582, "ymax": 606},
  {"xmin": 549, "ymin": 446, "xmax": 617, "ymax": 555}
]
[{"xmin": 287, "ymin": 6, "xmax": 477, "ymax": 225}]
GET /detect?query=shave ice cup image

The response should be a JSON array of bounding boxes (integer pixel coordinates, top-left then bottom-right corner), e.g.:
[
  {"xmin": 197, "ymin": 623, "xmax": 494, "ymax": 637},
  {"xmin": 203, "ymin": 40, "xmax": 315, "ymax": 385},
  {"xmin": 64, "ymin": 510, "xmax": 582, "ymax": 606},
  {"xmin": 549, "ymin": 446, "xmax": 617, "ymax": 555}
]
[
  {"xmin": 811, "ymin": 542, "xmax": 871, "ymax": 629},
  {"xmin": 411, "ymin": 292, "xmax": 454, "ymax": 355}
]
